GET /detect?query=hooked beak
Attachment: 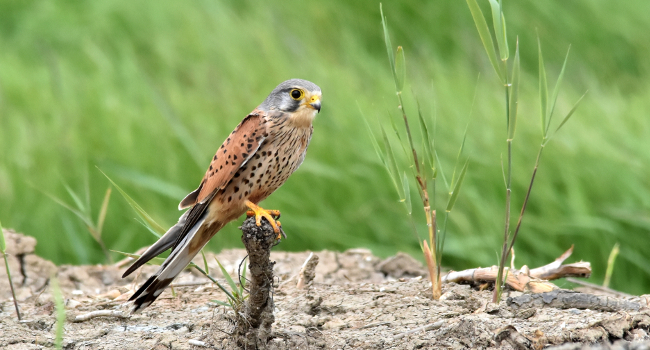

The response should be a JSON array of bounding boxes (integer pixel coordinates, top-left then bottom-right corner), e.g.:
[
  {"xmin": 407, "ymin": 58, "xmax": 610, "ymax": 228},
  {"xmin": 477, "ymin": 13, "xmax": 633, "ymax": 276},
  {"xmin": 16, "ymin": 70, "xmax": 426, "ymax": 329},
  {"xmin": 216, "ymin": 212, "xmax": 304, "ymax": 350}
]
[{"xmin": 308, "ymin": 95, "xmax": 321, "ymax": 113}]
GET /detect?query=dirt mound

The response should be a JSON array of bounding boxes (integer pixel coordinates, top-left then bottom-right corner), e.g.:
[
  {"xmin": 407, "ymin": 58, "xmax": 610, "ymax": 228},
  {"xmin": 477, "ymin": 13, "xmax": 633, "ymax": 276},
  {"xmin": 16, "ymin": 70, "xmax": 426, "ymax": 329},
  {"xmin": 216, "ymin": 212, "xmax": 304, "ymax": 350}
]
[{"xmin": 1, "ymin": 229, "xmax": 649, "ymax": 349}]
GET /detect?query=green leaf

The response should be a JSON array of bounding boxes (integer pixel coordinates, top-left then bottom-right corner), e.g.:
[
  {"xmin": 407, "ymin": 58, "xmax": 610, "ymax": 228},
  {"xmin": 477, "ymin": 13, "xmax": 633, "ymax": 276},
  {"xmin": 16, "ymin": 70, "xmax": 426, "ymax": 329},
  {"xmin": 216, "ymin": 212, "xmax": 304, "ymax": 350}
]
[
  {"xmin": 402, "ymin": 172, "xmax": 412, "ymax": 215},
  {"xmin": 381, "ymin": 125, "xmax": 405, "ymax": 200},
  {"xmin": 0, "ymin": 219, "xmax": 5, "ymax": 253},
  {"xmin": 435, "ymin": 149, "xmax": 449, "ymax": 190},
  {"xmin": 98, "ymin": 167, "xmax": 166, "ymax": 235},
  {"xmin": 63, "ymin": 182, "xmax": 87, "ymax": 215},
  {"xmin": 415, "ymin": 96, "xmax": 435, "ymax": 175},
  {"xmin": 111, "ymin": 250, "xmax": 167, "ymax": 266},
  {"xmin": 361, "ymin": 107, "xmax": 387, "ymax": 167},
  {"xmin": 96, "ymin": 187, "xmax": 112, "ymax": 239},
  {"xmin": 395, "ymin": 46, "xmax": 406, "ymax": 92},
  {"xmin": 200, "ymin": 250, "xmax": 209, "ymax": 275},
  {"xmin": 51, "ymin": 277, "xmax": 65, "ymax": 350},
  {"xmin": 386, "ymin": 107, "xmax": 408, "ymax": 158},
  {"xmin": 508, "ymin": 38, "xmax": 520, "ymax": 140},
  {"xmin": 488, "ymin": 0, "xmax": 508, "ymax": 60},
  {"xmin": 216, "ymin": 258, "xmax": 239, "ymax": 300},
  {"xmin": 552, "ymin": 90, "xmax": 587, "ymax": 137},
  {"xmin": 603, "ymin": 242, "xmax": 620, "ymax": 288},
  {"xmin": 212, "ymin": 300, "xmax": 230, "ymax": 307},
  {"xmin": 547, "ymin": 45, "xmax": 571, "ymax": 134},
  {"xmin": 450, "ymin": 118, "xmax": 471, "ymax": 190},
  {"xmin": 538, "ymin": 36, "xmax": 549, "ymax": 139},
  {"xmin": 239, "ymin": 259, "xmax": 247, "ymax": 294},
  {"xmin": 380, "ymin": 4, "xmax": 397, "ymax": 84},
  {"xmin": 447, "ymin": 159, "xmax": 470, "ymax": 212},
  {"xmin": 42, "ymin": 189, "xmax": 94, "ymax": 229},
  {"xmin": 466, "ymin": 0, "xmax": 504, "ymax": 82}
]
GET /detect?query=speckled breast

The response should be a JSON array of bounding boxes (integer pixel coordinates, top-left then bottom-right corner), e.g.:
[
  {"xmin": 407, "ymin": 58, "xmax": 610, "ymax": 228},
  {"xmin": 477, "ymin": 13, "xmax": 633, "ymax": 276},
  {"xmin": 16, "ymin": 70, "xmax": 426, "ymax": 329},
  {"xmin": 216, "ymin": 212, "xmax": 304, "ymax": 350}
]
[{"xmin": 217, "ymin": 123, "xmax": 313, "ymax": 210}]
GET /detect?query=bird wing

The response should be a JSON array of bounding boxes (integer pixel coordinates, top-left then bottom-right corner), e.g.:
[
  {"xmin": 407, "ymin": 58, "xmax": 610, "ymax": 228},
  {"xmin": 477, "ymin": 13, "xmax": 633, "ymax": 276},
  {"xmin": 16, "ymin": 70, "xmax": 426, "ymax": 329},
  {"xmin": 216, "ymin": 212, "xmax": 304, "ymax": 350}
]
[
  {"xmin": 169, "ymin": 112, "xmax": 267, "ymax": 252},
  {"xmin": 123, "ymin": 113, "xmax": 267, "ymax": 277},
  {"xmin": 178, "ymin": 112, "xmax": 267, "ymax": 209}
]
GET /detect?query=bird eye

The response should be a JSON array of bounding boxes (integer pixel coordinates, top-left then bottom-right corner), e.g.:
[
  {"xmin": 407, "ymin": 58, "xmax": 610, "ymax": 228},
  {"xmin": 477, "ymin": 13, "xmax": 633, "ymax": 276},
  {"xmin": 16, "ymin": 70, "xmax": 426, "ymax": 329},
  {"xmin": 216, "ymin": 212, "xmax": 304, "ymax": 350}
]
[{"xmin": 290, "ymin": 89, "xmax": 303, "ymax": 100}]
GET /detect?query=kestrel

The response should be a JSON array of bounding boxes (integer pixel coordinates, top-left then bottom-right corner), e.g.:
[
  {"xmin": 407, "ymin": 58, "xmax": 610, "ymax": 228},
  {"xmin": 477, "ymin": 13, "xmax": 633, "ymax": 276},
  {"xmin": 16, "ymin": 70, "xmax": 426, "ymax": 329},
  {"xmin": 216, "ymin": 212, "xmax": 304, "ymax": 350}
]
[{"xmin": 122, "ymin": 79, "xmax": 322, "ymax": 312}]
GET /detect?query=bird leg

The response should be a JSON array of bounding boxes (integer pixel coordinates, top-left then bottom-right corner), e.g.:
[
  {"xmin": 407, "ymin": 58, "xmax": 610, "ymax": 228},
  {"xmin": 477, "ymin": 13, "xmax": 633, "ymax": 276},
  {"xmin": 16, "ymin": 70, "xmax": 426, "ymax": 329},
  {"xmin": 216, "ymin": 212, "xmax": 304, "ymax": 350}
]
[{"xmin": 244, "ymin": 200, "xmax": 285, "ymax": 239}]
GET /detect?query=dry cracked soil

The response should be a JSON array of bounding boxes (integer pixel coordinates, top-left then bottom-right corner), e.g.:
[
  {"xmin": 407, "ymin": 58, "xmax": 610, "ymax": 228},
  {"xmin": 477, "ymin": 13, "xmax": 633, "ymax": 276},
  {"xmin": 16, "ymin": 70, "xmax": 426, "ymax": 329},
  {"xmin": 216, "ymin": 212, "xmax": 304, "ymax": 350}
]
[{"xmin": 1, "ymin": 229, "xmax": 650, "ymax": 349}]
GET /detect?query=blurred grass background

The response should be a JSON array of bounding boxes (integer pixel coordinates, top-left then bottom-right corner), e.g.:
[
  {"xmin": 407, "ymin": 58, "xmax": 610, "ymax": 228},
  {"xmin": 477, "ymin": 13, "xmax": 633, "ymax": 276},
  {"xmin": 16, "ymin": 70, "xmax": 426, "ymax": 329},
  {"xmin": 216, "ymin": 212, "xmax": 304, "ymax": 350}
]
[{"xmin": 1, "ymin": 0, "xmax": 649, "ymax": 294}]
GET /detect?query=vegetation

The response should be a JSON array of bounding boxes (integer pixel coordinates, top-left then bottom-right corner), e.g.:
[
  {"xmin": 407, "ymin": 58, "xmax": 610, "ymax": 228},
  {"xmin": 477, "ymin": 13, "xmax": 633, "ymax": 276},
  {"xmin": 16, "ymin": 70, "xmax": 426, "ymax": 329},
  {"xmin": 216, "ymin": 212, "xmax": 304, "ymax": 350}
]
[
  {"xmin": 1, "ymin": 219, "xmax": 21, "ymax": 320},
  {"xmin": 466, "ymin": 0, "xmax": 585, "ymax": 301},
  {"xmin": 367, "ymin": 4, "xmax": 470, "ymax": 300},
  {"xmin": 1, "ymin": 1, "xmax": 649, "ymax": 294}
]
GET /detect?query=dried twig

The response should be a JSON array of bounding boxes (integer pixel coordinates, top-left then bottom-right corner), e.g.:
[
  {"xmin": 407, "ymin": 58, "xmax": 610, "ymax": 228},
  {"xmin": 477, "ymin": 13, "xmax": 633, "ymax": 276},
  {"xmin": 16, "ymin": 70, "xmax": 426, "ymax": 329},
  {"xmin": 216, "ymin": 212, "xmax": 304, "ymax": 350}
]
[
  {"xmin": 392, "ymin": 320, "xmax": 444, "ymax": 340},
  {"xmin": 442, "ymin": 246, "xmax": 591, "ymax": 293},
  {"xmin": 188, "ymin": 339, "xmax": 210, "ymax": 347},
  {"xmin": 356, "ymin": 321, "xmax": 391, "ymax": 330},
  {"xmin": 296, "ymin": 253, "xmax": 319, "ymax": 289},
  {"xmin": 73, "ymin": 310, "xmax": 129, "ymax": 322}
]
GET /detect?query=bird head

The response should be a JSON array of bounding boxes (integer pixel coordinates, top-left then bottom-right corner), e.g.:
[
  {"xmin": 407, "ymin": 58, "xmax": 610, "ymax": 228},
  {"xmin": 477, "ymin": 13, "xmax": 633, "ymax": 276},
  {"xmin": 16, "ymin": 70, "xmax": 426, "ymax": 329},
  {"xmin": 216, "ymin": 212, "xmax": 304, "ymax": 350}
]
[{"xmin": 258, "ymin": 79, "xmax": 322, "ymax": 119}]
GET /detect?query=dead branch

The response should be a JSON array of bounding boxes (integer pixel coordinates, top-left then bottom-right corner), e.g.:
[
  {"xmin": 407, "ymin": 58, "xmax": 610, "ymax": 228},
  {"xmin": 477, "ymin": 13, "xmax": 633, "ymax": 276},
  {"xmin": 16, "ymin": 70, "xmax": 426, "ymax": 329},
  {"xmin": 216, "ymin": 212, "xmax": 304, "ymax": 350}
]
[{"xmin": 442, "ymin": 246, "xmax": 591, "ymax": 293}]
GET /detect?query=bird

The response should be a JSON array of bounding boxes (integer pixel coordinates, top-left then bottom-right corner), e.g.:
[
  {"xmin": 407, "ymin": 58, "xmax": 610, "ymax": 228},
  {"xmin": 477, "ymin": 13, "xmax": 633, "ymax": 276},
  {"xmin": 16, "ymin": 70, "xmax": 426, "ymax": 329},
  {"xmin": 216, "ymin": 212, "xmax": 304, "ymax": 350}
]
[{"xmin": 122, "ymin": 79, "xmax": 322, "ymax": 313}]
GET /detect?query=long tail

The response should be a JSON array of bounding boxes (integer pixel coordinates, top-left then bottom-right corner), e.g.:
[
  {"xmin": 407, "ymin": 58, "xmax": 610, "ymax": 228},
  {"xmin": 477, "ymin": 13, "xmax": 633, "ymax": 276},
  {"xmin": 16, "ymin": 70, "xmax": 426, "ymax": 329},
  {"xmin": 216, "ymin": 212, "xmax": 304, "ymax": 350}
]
[
  {"xmin": 128, "ymin": 212, "xmax": 222, "ymax": 313},
  {"xmin": 122, "ymin": 211, "xmax": 190, "ymax": 278}
]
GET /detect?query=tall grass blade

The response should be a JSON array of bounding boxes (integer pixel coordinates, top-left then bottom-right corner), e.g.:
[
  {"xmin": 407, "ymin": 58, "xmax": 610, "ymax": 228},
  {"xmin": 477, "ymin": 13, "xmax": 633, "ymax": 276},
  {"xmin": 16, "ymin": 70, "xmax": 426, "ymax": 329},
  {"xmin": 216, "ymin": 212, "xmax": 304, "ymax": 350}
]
[
  {"xmin": 508, "ymin": 38, "xmax": 520, "ymax": 140},
  {"xmin": 415, "ymin": 97, "xmax": 434, "ymax": 174},
  {"xmin": 0, "ymin": 220, "xmax": 5, "ymax": 252},
  {"xmin": 51, "ymin": 277, "xmax": 65, "ymax": 350},
  {"xmin": 215, "ymin": 259, "xmax": 237, "ymax": 301},
  {"xmin": 603, "ymin": 242, "xmax": 620, "ymax": 288},
  {"xmin": 466, "ymin": 0, "xmax": 504, "ymax": 82},
  {"xmin": 200, "ymin": 250, "xmax": 209, "ymax": 275},
  {"xmin": 395, "ymin": 46, "xmax": 406, "ymax": 92},
  {"xmin": 381, "ymin": 125, "xmax": 405, "ymax": 200},
  {"xmin": 135, "ymin": 218, "xmax": 164, "ymax": 239},
  {"xmin": 111, "ymin": 250, "xmax": 167, "ymax": 266},
  {"xmin": 83, "ymin": 171, "xmax": 91, "ymax": 215},
  {"xmin": 488, "ymin": 0, "xmax": 508, "ymax": 60},
  {"xmin": 42, "ymin": 189, "xmax": 94, "ymax": 229},
  {"xmin": 63, "ymin": 183, "xmax": 87, "ymax": 216},
  {"xmin": 450, "ymin": 121, "xmax": 470, "ymax": 189},
  {"xmin": 538, "ymin": 36, "xmax": 549, "ymax": 139},
  {"xmin": 96, "ymin": 187, "xmax": 112, "ymax": 239},
  {"xmin": 239, "ymin": 260, "xmax": 247, "ymax": 294},
  {"xmin": 547, "ymin": 45, "xmax": 571, "ymax": 133},
  {"xmin": 384, "ymin": 106, "xmax": 409, "ymax": 159},
  {"xmin": 98, "ymin": 167, "xmax": 166, "ymax": 235},
  {"xmin": 447, "ymin": 159, "xmax": 469, "ymax": 212},
  {"xmin": 361, "ymin": 110, "xmax": 387, "ymax": 166},
  {"xmin": 402, "ymin": 172, "xmax": 412, "ymax": 215},
  {"xmin": 1, "ymin": 220, "xmax": 22, "ymax": 321},
  {"xmin": 553, "ymin": 90, "xmax": 587, "ymax": 136},
  {"xmin": 435, "ymin": 150, "xmax": 449, "ymax": 190},
  {"xmin": 380, "ymin": 4, "xmax": 397, "ymax": 85}
]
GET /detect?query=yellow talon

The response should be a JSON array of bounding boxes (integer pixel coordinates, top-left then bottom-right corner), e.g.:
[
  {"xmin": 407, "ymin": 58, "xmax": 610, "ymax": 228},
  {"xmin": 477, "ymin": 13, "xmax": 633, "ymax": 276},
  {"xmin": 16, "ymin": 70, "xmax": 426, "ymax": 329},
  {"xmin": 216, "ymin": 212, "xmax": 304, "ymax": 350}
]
[{"xmin": 245, "ymin": 200, "xmax": 282, "ymax": 235}]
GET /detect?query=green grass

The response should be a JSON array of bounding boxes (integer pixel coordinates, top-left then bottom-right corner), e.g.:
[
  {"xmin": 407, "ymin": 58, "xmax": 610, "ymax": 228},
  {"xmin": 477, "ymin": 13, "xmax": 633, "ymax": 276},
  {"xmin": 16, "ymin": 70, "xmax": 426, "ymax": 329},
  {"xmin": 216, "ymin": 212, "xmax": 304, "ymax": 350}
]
[{"xmin": 1, "ymin": 1, "xmax": 649, "ymax": 294}]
